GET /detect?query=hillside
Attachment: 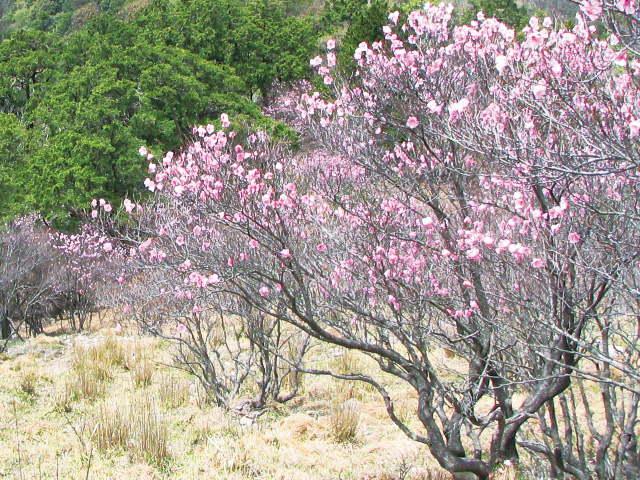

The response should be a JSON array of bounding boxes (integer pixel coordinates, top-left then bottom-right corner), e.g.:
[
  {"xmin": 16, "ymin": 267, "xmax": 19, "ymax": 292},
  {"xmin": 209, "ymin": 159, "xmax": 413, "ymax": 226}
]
[{"xmin": 0, "ymin": 323, "xmax": 459, "ymax": 480}]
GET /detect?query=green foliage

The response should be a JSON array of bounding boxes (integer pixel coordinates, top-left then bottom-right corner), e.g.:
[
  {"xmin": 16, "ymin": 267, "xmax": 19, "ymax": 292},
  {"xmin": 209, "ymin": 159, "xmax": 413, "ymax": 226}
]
[
  {"xmin": 457, "ymin": 0, "xmax": 531, "ymax": 31},
  {"xmin": 339, "ymin": 0, "xmax": 389, "ymax": 69},
  {"xmin": 230, "ymin": 0, "xmax": 316, "ymax": 98},
  {"xmin": 136, "ymin": 0, "xmax": 317, "ymax": 99},
  {"xmin": 322, "ymin": 0, "xmax": 369, "ymax": 26},
  {"xmin": 0, "ymin": 113, "xmax": 29, "ymax": 219},
  {"xmin": 0, "ymin": 0, "xmax": 333, "ymax": 225},
  {"xmin": 0, "ymin": 28, "xmax": 57, "ymax": 116},
  {"xmin": 0, "ymin": 13, "xmax": 274, "ymax": 225}
]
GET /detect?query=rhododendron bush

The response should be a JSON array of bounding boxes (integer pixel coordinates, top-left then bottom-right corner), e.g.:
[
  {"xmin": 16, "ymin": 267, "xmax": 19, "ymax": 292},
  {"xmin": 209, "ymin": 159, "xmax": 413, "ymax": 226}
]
[
  {"xmin": 0, "ymin": 216, "xmax": 114, "ymax": 342},
  {"xmin": 100, "ymin": 3, "xmax": 640, "ymax": 479}
]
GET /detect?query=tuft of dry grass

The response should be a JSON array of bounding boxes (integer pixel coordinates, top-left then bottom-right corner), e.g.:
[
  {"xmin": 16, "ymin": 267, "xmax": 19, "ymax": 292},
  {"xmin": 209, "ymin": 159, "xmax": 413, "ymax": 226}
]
[
  {"xmin": 69, "ymin": 366, "xmax": 106, "ymax": 401},
  {"xmin": 124, "ymin": 341, "xmax": 156, "ymax": 388},
  {"xmin": 393, "ymin": 395, "xmax": 417, "ymax": 427},
  {"xmin": 190, "ymin": 407, "xmax": 228, "ymax": 445},
  {"xmin": 330, "ymin": 398, "xmax": 361, "ymax": 443},
  {"xmin": 53, "ymin": 378, "xmax": 75, "ymax": 413},
  {"xmin": 157, "ymin": 373, "xmax": 190, "ymax": 408},
  {"xmin": 93, "ymin": 398, "xmax": 130, "ymax": 452},
  {"xmin": 129, "ymin": 393, "xmax": 169, "ymax": 463},
  {"xmin": 98, "ymin": 334, "xmax": 127, "ymax": 367},
  {"xmin": 71, "ymin": 342, "xmax": 113, "ymax": 382},
  {"xmin": 20, "ymin": 368, "xmax": 39, "ymax": 395},
  {"xmin": 91, "ymin": 393, "xmax": 169, "ymax": 464},
  {"xmin": 67, "ymin": 337, "xmax": 132, "ymax": 401},
  {"xmin": 275, "ymin": 413, "xmax": 322, "ymax": 440},
  {"xmin": 130, "ymin": 358, "xmax": 155, "ymax": 388}
]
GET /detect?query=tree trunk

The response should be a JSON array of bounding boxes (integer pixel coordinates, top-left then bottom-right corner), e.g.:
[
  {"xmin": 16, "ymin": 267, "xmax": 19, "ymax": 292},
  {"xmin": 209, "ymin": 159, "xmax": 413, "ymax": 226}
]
[{"xmin": 1, "ymin": 314, "xmax": 10, "ymax": 339}]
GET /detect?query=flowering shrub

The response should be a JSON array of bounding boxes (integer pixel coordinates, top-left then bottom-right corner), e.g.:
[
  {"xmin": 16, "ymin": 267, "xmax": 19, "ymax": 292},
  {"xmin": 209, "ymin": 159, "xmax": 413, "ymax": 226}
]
[
  {"xmin": 97, "ymin": 2, "xmax": 640, "ymax": 478},
  {"xmin": 49, "ymin": 223, "xmax": 120, "ymax": 330},
  {"xmin": 0, "ymin": 215, "xmax": 115, "ymax": 341}
]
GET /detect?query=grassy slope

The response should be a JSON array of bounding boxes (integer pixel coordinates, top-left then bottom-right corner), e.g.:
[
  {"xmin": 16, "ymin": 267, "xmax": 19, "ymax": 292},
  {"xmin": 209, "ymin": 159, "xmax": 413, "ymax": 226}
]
[{"xmin": 0, "ymin": 322, "xmax": 459, "ymax": 480}]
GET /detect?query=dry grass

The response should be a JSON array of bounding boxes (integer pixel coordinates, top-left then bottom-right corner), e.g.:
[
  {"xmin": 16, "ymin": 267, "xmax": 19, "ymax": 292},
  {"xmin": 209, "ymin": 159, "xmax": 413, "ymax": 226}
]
[
  {"xmin": 91, "ymin": 393, "xmax": 168, "ymax": 464},
  {"xmin": 129, "ymin": 393, "xmax": 169, "ymax": 463},
  {"xmin": 68, "ymin": 341, "xmax": 114, "ymax": 400},
  {"xmin": 0, "ymin": 330, "xmax": 463, "ymax": 480},
  {"xmin": 130, "ymin": 357, "xmax": 155, "ymax": 388},
  {"xmin": 157, "ymin": 373, "xmax": 190, "ymax": 408},
  {"xmin": 125, "ymin": 340, "xmax": 156, "ymax": 388},
  {"xmin": 19, "ymin": 368, "xmax": 39, "ymax": 395},
  {"xmin": 93, "ymin": 398, "xmax": 130, "ymax": 452},
  {"xmin": 53, "ymin": 378, "xmax": 75, "ymax": 412},
  {"xmin": 330, "ymin": 398, "xmax": 361, "ymax": 443}
]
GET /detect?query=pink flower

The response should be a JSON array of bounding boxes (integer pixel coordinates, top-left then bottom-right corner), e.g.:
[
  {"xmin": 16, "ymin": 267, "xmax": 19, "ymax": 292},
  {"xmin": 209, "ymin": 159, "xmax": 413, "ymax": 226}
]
[
  {"xmin": 449, "ymin": 98, "xmax": 470, "ymax": 115},
  {"xmin": 388, "ymin": 11, "xmax": 400, "ymax": 24},
  {"xmin": 259, "ymin": 286, "xmax": 270, "ymax": 296},
  {"xmin": 116, "ymin": 276, "xmax": 125, "ymax": 284},
  {"xmin": 123, "ymin": 199, "xmax": 135, "ymax": 214},
  {"xmin": 466, "ymin": 248, "xmax": 481, "ymax": 261},
  {"xmin": 176, "ymin": 323, "xmax": 187, "ymax": 334},
  {"xmin": 580, "ymin": 0, "xmax": 603, "ymax": 20},
  {"xmin": 91, "ymin": 210, "xmax": 98, "ymax": 219},
  {"xmin": 327, "ymin": 39, "xmax": 336, "ymax": 50},
  {"xmin": 421, "ymin": 217, "xmax": 434, "ymax": 227},
  {"xmin": 220, "ymin": 113, "xmax": 231, "ymax": 128},
  {"xmin": 617, "ymin": 0, "xmax": 636, "ymax": 14},
  {"xmin": 531, "ymin": 84, "xmax": 547, "ymax": 99},
  {"xmin": 310, "ymin": 56, "xmax": 323, "ymax": 67},
  {"xmin": 495, "ymin": 55, "xmax": 508, "ymax": 73},
  {"xmin": 91, "ymin": 198, "xmax": 97, "ymax": 208},
  {"xmin": 138, "ymin": 146, "xmax": 148, "ymax": 156},
  {"xmin": 531, "ymin": 258, "xmax": 545, "ymax": 269},
  {"xmin": 103, "ymin": 203, "xmax": 112, "ymax": 213},
  {"xmin": 630, "ymin": 120, "xmax": 640, "ymax": 137},
  {"xmin": 406, "ymin": 116, "xmax": 420, "ymax": 129},
  {"xmin": 249, "ymin": 239, "xmax": 259, "ymax": 248},
  {"xmin": 192, "ymin": 306, "xmax": 200, "ymax": 314},
  {"xmin": 317, "ymin": 243, "xmax": 327, "ymax": 252},
  {"xmin": 144, "ymin": 178, "xmax": 156, "ymax": 192},
  {"xmin": 123, "ymin": 305, "xmax": 131, "ymax": 313},
  {"xmin": 280, "ymin": 248, "xmax": 292, "ymax": 258},
  {"xmin": 568, "ymin": 232, "xmax": 581, "ymax": 244},
  {"xmin": 176, "ymin": 236, "xmax": 185, "ymax": 246},
  {"xmin": 115, "ymin": 323, "xmax": 123, "ymax": 333},
  {"xmin": 427, "ymin": 100, "xmax": 442, "ymax": 113},
  {"xmin": 103, "ymin": 242, "xmax": 113, "ymax": 253},
  {"xmin": 139, "ymin": 238, "xmax": 153, "ymax": 252}
]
